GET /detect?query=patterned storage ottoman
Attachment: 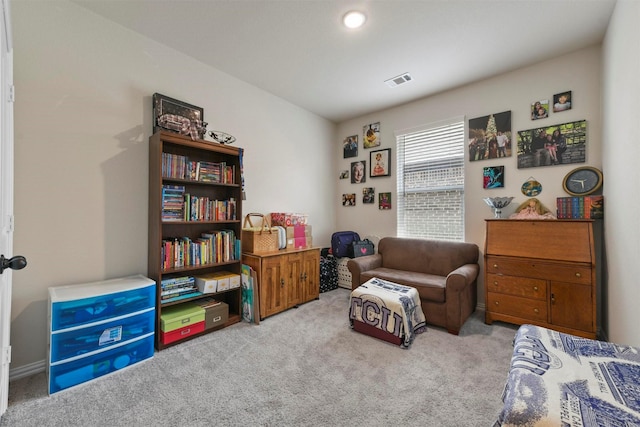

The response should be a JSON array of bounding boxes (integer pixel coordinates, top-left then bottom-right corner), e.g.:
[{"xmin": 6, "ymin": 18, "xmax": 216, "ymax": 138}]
[{"xmin": 319, "ymin": 255, "xmax": 338, "ymax": 293}]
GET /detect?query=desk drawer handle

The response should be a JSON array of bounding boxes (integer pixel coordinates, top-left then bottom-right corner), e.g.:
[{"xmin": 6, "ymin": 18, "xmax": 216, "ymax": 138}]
[
  {"xmin": 533, "ymin": 308, "xmax": 539, "ymax": 314},
  {"xmin": 493, "ymin": 264, "xmax": 498, "ymax": 269},
  {"xmin": 493, "ymin": 281, "xmax": 498, "ymax": 285},
  {"xmin": 575, "ymin": 272, "xmax": 582, "ymax": 278},
  {"xmin": 533, "ymin": 286, "xmax": 538, "ymax": 291}
]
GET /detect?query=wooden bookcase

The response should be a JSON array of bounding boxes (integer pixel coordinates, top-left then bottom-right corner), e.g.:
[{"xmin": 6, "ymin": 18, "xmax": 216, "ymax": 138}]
[{"xmin": 148, "ymin": 131, "xmax": 243, "ymax": 350}]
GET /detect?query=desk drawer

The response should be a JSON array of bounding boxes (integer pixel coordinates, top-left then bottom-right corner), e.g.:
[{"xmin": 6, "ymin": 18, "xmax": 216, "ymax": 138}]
[
  {"xmin": 487, "ymin": 292, "xmax": 547, "ymax": 322},
  {"xmin": 50, "ymin": 309, "xmax": 155, "ymax": 363},
  {"xmin": 486, "ymin": 274, "xmax": 546, "ymax": 300},
  {"xmin": 486, "ymin": 256, "xmax": 592, "ymax": 285}
]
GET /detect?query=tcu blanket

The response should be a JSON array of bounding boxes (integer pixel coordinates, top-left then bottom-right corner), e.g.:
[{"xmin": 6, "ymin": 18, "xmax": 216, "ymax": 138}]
[
  {"xmin": 349, "ymin": 278, "xmax": 427, "ymax": 348},
  {"xmin": 495, "ymin": 324, "xmax": 640, "ymax": 426}
]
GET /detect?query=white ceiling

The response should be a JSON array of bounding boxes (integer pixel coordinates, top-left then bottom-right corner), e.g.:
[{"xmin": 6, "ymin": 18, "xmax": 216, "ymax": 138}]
[{"xmin": 72, "ymin": 0, "xmax": 616, "ymax": 123}]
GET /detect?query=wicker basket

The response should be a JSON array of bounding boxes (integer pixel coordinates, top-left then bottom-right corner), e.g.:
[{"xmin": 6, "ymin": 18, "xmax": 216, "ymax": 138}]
[{"xmin": 242, "ymin": 213, "xmax": 279, "ymax": 254}]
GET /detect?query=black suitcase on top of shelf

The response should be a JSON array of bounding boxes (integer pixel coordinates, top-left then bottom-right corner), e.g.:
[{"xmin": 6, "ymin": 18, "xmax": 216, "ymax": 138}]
[{"xmin": 319, "ymin": 253, "xmax": 338, "ymax": 293}]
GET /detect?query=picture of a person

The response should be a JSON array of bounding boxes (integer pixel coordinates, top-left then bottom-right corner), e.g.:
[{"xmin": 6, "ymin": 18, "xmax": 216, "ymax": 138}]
[
  {"xmin": 372, "ymin": 153, "xmax": 385, "ymax": 176},
  {"xmin": 553, "ymin": 92, "xmax": 572, "ymax": 112},
  {"xmin": 351, "ymin": 161, "xmax": 366, "ymax": 183}
]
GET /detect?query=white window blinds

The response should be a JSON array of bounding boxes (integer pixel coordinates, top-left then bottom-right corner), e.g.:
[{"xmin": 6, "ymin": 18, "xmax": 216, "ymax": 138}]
[{"xmin": 396, "ymin": 117, "xmax": 465, "ymax": 241}]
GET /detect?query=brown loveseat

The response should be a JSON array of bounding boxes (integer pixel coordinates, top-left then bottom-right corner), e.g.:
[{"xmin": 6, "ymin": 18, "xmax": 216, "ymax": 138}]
[{"xmin": 347, "ymin": 237, "xmax": 479, "ymax": 335}]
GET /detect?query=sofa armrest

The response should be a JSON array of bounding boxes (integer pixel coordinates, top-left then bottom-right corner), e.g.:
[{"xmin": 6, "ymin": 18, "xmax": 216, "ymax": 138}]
[
  {"xmin": 445, "ymin": 263, "xmax": 479, "ymax": 292},
  {"xmin": 347, "ymin": 254, "xmax": 383, "ymax": 290}
]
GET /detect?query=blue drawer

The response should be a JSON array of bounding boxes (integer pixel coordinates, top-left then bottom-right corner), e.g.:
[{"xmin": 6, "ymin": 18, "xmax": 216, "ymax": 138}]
[
  {"xmin": 51, "ymin": 281, "xmax": 155, "ymax": 331},
  {"xmin": 48, "ymin": 333, "xmax": 154, "ymax": 394},
  {"xmin": 50, "ymin": 309, "xmax": 155, "ymax": 363}
]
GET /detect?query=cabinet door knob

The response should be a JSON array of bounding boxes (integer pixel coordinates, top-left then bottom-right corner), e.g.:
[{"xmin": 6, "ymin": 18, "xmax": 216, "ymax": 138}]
[
  {"xmin": 534, "ymin": 308, "xmax": 539, "ymax": 313},
  {"xmin": 533, "ymin": 286, "xmax": 538, "ymax": 291},
  {"xmin": 575, "ymin": 272, "xmax": 581, "ymax": 278},
  {"xmin": 551, "ymin": 293, "xmax": 555, "ymax": 303},
  {"xmin": 494, "ymin": 301, "xmax": 499, "ymax": 306},
  {"xmin": 281, "ymin": 278, "xmax": 285, "ymax": 287},
  {"xmin": 493, "ymin": 281, "xmax": 498, "ymax": 285},
  {"xmin": 493, "ymin": 264, "xmax": 498, "ymax": 268}
]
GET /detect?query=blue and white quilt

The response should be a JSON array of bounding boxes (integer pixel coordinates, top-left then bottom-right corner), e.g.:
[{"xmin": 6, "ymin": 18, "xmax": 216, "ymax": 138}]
[
  {"xmin": 349, "ymin": 277, "xmax": 427, "ymax": 348},
  {"xmin": 495, "ymin": 324, "xmax": 640, "ymax": 426}
]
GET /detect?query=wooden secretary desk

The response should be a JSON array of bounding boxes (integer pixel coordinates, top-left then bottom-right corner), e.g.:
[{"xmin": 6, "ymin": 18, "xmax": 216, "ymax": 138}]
[{"xmin": 484, "ymin": 219, "xmax": 600, "ymax": 339}]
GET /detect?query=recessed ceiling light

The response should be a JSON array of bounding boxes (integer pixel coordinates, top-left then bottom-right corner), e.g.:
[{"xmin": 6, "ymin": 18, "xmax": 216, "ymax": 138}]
[{"xmin": 343, "ymin": 11, "xmax": 366, "ymax": 29}]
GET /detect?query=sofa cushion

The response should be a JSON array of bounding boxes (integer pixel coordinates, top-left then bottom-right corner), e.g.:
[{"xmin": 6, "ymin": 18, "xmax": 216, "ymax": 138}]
[
  {"xmin": 360, "ymin": 268, "xmax": 446, "ymax": 303},
  {"xmin": 378, "ymin": 237, "xmax": 478, "ymax": 277}
]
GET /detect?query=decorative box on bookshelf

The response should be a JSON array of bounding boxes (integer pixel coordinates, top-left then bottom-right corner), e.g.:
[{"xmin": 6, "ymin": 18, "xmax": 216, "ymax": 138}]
[
  {"xmin": 149, "ymin": 131, "xmax": 244, "ymax": 350},
  {"xmin": 556, "ymin": 195, "xmax": 603, "ymax": 219}
]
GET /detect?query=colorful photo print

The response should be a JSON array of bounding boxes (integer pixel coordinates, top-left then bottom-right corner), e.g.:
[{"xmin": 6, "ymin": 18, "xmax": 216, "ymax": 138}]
[
  {"xmin": 339, "ymin": 170, "xmax": 349, "ymax": 179},
  {"xmin": 351, "ymin": 160, "xmax": 366, "ymax": 183},
  {"xmin": 483, "ymin": 166, "xmax": 505, "ymax": 189},
  {"xmin": 516, "ymin": 120, "xmax": 586, "ymax": 169},
  {"xmin": 363, "ymin": 187, "xmax": 375, "ymax": 204},
  {"xmin": 468, "ymin": 111, "xmax": 512, "ymax": 161},
  {"xmin": 342, "ymin": 193, "xmax": 356, "ymax": 206},
  {"xmin": 343, "ymin": 135, "xmax": 358, "ymax": 158},
  {"xmin": 553, "ymin": 91, "xmax": 572, "ymax": 112},
  {"xmin": 363, "ymin": 122, "xmax": 381, "ymax": 148},
  {"xmin": 370, "ymin": 148, "xmax": 390, "ymax": 177},
  {"xmin": 379, "ymin": 192, "xmax": 391, "ymax": 210},
  {"xmin": 531, "ymin": 100, "xmax": 549, "ymax": 120}
]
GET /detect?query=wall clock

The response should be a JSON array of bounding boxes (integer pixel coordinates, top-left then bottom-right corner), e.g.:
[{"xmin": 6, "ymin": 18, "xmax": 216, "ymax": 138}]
[{"xmin": 562, "ymin": 166, "xmax": 603, "ymax": 196}]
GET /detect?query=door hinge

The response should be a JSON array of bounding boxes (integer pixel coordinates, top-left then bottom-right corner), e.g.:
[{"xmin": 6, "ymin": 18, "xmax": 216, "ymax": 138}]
[
  {"xmin": 2, "ymin": 346, "xmax": 10, "ymax": 365},
  {"xmin": 8, "ymin": 84, "xmax": 14, "ymax": 103}
]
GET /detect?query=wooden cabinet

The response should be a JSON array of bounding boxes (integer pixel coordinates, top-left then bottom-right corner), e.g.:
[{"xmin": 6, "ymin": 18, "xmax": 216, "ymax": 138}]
[
  {"xmin": 148, "ymin": 131, "xmax": 243, "ymax": 350},
  {"xmin": 242, "ymin": 248, "xmax": 320, "ymax": 320},
  {"xmin": 484, "ymin": 219, "xmax": 599, "ymax": 338}
]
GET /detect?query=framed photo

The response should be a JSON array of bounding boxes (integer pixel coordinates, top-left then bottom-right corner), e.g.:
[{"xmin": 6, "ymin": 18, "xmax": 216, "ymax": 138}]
[
  {"xmin": 363, "ymin": 122, "xmax": 380, "ymax": 148},
  {"xmin": 351, "ymin": 160, "xmax": 366, "ymax": 184},
  {"xmin": 531, "ymin": 99, "xmax": 549, "ymax": 120},
  {"xmin": 553, "ymin": 91, "xmax": 572, "ymax": 112},
  {"xmin": 468, "ymin": 111, "xmax": 512, "ymax": 161},
  {"xmin": 483, "ymin": 166, "xmax": 505, "ymax": 189},
  {"xmin": 370, "ymin": 148, "xmax": 391, "ymax": 177},
  {"xmin": 363, "ymin": 187, "xmax": 375, "ymax": 204},
  {"xmin": 343, "ymin": 135, "xmax": 358, "ymax": 158},
  {"xmin": 379, "ymin": 192, "xmax": 391, "ymax": 210},
  {"xmin": 152, "ymin": 93, "xmax": 204, "ymax": 134},
  {"xmin": 342, "ymin": 193, "xmax": 356, "ymax": 206},
  {"xmin": 339, "ymin": 170, "xmax": 349, "ymax": 179},
  {"xmin": 516, "ymin": 120, "xmax": 586, "ymax": 169}
]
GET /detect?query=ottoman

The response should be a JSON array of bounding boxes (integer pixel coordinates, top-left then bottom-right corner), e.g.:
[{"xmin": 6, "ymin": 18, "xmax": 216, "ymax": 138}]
[{"xmin": 349, "ymin": 277, "xmax": 427, "ymax": 348}]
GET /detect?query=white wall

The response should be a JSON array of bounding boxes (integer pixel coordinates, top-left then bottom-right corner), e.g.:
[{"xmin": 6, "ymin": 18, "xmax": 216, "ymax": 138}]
[
  {"xmin": 602, "ymin": 0, "xmax": 640, "ymax": 347},
  {"xmin": 337, "ymin": 45, "xmax": 603, "ymax": 307},
  {"xmin": 10, "ymin": 1, "xmax": 336, "ymax": 371}
]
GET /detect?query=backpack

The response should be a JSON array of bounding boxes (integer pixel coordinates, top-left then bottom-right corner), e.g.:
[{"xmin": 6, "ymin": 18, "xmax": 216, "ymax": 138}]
[{"xmin": 331, "ymin": 231, "xmax": 361, "ymax": 258}]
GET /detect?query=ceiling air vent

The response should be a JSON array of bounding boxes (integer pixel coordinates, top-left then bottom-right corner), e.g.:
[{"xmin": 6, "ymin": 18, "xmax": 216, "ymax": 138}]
[{"xmin": 385, "ymin": 73, "xmax": 413, "ymax": 88}]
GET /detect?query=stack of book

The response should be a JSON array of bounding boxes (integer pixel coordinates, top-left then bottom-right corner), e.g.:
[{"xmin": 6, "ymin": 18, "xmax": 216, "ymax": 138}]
[
  {"xmin": 162, "ymin": 153, "xmax": 188, "ymax": 179},
  {"xmin": 556, "ymin": 195, "xmax": 603, "ymax": 219},
  {"xmin": 161, "ymin": 229, "xmax": 241, "ymax": 271},
  {"xmin": 162, "ymin": 185, "xmax": 185, "ymax": 221},
  {"xmin": 160, "ymin": 276, "xmax": 201, "ymax": 303}
]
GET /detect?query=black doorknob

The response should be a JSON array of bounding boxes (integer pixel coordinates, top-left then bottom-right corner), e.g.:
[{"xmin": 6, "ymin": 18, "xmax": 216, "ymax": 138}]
[{"xmin": 0, "ymin": 255, "xmax": 27, "ymax": 274}]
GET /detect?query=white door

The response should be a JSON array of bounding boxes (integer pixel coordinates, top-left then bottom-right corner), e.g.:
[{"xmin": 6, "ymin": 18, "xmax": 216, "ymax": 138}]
[{"xmin": 0, "ymin": 0, "xmax": 17, "ymax": 416}]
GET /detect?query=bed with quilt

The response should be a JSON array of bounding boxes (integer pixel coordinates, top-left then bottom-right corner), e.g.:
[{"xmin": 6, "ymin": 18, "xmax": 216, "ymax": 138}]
[{"xmin": 495, "ymin": 324, "xmax": 640, "ymax": 426}]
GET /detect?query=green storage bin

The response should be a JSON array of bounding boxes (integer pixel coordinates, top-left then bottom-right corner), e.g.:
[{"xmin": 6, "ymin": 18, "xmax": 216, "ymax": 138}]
[{"xmin": 160, "ymin": 303, "xmax": 205, "ymax": 332}]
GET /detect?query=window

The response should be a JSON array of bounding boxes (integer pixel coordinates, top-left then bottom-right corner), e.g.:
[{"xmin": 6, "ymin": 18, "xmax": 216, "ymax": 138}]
[{"xmin": 396, "ymin": 117, "xmax": 465, "ymax": 241}]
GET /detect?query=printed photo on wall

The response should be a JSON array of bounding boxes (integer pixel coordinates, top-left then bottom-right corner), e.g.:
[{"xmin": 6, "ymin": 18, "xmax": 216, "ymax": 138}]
[
  {"xmin": 553, "ymin": 91, "xmax": 572, "ymax": 112},
  {"xmin": 342, "ymin": 193, "xmax": 356, "ymax": 206},
  {"xmin": 516, "ymin": 119, "xmax": 586, "ymax": 169},
  {"xmin": 351, "ymin": 160, "xmax": 366, "ymax": 183},
  {"xmin": 468, "ymin": 111, "xmax": 511, "ymax": 161},
  {"xmin": 379, "ymin": 192, "xmax": 391, "ymax": 210},
  {"xmin": 339, "ymin": 170, "xmax": 349, "ymax": 179},
  {"xmin": 363, "ymin": 187, "xmax": 375, "ymax": 204},
  {"xmin": 370, "ymin": 148, "xmax": 390, "ymax": 177},
  {"xmin": 363, "ymin": 122, "xmax": 380, "ymax": 149},
  {"xmin": 483, "ymin": 166, "xmax": 505, "ymax": 189},
  {"xmin": 531, "ymin": 100, "xmax": 549, "ymax": 120},
  {"xmin": 343, "ymin": 135, "xmax": 358, "ymax": 158}
]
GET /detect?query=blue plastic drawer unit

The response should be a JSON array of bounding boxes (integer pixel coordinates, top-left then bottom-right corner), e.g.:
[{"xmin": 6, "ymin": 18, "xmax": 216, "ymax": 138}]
[{"xmin": 47, "ymin": 275, "xmax": 156, "ymax": 394}]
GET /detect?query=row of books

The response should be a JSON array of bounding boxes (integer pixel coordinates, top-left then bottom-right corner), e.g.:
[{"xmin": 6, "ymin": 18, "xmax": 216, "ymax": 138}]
[
  {"xmin": 160, "ymin": 276, "xmax": 201, "ymax": 303},
  {"xmin": 162, "ymin": 152, "xmax": 236, "ymax": 184},
  {"xmin": 161, "ymin": 229, "xmax": 241, "ymax": 271},
  {"xmin": 161, "ymin": 185, "xmax": 236, "ymax": 222},
  {"xmin": 556, "ymin": 195, "xmax": 604, "ymax": 219}
]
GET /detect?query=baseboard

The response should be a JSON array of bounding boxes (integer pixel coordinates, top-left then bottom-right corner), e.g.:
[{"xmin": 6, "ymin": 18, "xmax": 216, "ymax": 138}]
[
  {"xmin": 476, "ymin": 303, "xmax": 486, "ymax": 311},
  {"xmin": 10, "ymin": 359, "xmax": 45, "ymax": 382}
]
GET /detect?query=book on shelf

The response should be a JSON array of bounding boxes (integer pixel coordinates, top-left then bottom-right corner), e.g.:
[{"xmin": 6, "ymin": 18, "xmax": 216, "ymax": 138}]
[
  {"xmin": 556, "ymin": 195, "xmax": 603, "ymax": 219},
  {"xmin": 160, "ymin": 291, "xmax": 203, "ymax": 304}
]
